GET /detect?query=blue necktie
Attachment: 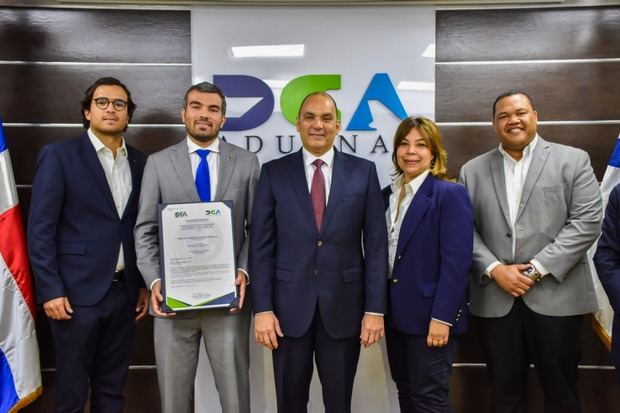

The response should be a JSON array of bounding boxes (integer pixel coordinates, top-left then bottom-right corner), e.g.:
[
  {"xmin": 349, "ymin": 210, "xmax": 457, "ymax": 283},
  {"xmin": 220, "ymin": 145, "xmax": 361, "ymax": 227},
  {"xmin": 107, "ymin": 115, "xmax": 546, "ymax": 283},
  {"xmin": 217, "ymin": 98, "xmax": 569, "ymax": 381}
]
[{"xmin": 195, "ymin": 149, "xmax": 211, "ymax": 202}]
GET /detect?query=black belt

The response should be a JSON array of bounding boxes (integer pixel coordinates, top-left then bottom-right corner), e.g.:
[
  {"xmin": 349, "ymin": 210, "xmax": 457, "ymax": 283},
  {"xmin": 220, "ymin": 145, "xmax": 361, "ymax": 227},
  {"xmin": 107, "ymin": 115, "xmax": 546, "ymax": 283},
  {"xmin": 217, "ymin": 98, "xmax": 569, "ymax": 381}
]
[{"xmin": 112, "ymin": 269, "xmax": 125, "ymax": 283}]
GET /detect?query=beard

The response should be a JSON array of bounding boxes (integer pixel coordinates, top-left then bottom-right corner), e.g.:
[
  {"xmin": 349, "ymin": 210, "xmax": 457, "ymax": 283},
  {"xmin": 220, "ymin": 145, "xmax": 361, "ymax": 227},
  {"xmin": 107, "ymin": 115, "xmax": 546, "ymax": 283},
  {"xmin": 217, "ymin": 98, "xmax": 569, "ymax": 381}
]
[{"xmin": 186, "ymin": 123, "xmax": 220, "ymax": 143}]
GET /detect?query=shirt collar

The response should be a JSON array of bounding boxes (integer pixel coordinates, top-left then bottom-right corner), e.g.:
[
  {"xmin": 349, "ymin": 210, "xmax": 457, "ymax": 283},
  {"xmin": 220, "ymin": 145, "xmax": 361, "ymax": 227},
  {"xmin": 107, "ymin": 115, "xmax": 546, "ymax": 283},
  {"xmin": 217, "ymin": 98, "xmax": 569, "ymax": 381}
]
[
  {"xmin": 302, "ymin": 146, "xmax": 335, "ymax": 168},
  {"xmin": 390, "ymin": 170, "xmax": 430, "ymax": 195},
  {"xmin": 87, "ymin": 128, "xmax": 127, "ymax": 158},
  {"xmin": 498, "ymin": 134, "xmax": 539, "ymax": 163},
  {"xmin": 187, "ymin": 136, "xmax": 220, "ymax": 154}
]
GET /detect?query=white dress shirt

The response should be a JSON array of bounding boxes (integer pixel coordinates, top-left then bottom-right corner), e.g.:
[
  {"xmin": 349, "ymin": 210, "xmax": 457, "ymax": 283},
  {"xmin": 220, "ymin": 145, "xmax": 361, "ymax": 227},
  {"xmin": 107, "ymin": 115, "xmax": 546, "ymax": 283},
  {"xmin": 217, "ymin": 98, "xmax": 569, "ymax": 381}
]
[
  {"xmin": 188, "ymin": 136, "xmax": 220, "ymax": 200},
  {"xmin": 386, "ymin": 171, "xmax": 429, "ymax": 275},
  {"xmin": 87, "ymin": 129, "xmax": 131, "ymax": 272},
  {"xmin": 486, "ymin": 135, "xmax": 549, "ymax": 277},
  {"xmin": 188, "ymin": 137, "xmax": 250, "ymax": 282},
  {"xmin": 302, "ymin": 147, "xmax": 334, "ymax": 202}
]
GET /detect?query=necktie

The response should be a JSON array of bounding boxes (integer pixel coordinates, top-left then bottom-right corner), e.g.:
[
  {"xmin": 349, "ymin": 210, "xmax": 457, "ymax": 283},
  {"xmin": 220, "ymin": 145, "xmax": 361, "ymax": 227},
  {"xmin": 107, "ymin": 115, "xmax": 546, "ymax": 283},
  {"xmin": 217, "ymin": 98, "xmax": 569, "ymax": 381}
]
[
  {"xmin": 310, "ymin": 159, "xmax": 326, "ymax": 231},
  {"xmin": 195, "ymin": 149, "xmax": 211, "ymax": 202}
]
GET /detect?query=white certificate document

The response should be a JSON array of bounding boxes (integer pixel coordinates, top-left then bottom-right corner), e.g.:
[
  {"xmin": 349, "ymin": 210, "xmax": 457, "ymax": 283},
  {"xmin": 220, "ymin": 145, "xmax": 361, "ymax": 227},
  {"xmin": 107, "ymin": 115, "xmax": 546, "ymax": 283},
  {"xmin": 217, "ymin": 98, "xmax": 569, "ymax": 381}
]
[{"xmin": 158, "ymin": 201, "xmax": 237, "ymax": 311}]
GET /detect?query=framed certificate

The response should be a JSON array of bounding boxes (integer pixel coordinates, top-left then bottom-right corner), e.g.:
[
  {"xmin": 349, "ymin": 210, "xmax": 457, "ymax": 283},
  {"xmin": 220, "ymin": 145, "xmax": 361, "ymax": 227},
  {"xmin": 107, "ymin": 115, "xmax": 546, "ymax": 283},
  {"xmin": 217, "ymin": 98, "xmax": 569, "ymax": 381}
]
[{"xmin": 158, "ymin": 201, "xmax": 237, "ymax": 312}]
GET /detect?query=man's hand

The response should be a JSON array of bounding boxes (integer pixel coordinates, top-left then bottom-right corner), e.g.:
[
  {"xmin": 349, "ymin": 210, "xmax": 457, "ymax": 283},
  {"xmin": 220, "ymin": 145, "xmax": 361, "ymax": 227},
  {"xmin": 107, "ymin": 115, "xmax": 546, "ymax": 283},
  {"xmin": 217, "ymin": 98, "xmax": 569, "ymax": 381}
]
[
  {"xmin": 150, "ymin": 280, "xmax": 175, "ymax": 318},
  {"xmin": 135, "ymin": 288, "xmax": 149, "ymax": 321},
  {"xmin": 254, "ymin": 312, "xmax": 283, "ymax": 350},
  {"xmin": 230, "ymin": 270, "xmax": 248, "ymax": 314},
  {"xmin": 360, "ymin": 314, "xmax": 384, "ymax": 348},
  {"xmin": 427, "ymin": 319, "xmax": 450, "ymax": 347},
  {"xmin": 490, "ymin": 264, "xmax": 534, "ymax": 297},
  {"xmin": 43, "ymin": 296, "xmax": 73, "ymax": 320}
]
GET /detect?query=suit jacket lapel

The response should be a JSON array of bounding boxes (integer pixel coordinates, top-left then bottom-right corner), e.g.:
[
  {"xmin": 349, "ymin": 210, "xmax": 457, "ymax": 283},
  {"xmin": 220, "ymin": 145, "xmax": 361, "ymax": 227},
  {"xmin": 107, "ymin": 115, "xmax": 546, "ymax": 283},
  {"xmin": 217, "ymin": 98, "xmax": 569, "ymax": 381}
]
[
  {"xmin": 122, "ymin": 147, "xmax": 140, "ymax": 220},
  {"xmin": 288, "ymin": 150, "xmax": 316, "ymax": 230},
  {"xmin": 170, "ymin": 140, "xmax": 200, "ymax": 201},
  {"xmin": 516, "ymin": 138, "xmax": 550, "ymax": 221},
  {"xmin": 321, "ymin": 150, "xmax": 347, "ymax": 234},
  {"xmin": 215, "ymin": 141, "xmax": 236, "ymax": 201},
  {"xmin": 395, "ymin": 174, "xmax": 433, "ymax": 255},
  {"xmin": 80, "ymin": 134, "xmax": 117, "ymax": 213},
  {"xmin": 490, "ymin": 150, "xmax": 511, "ymax": 228}
]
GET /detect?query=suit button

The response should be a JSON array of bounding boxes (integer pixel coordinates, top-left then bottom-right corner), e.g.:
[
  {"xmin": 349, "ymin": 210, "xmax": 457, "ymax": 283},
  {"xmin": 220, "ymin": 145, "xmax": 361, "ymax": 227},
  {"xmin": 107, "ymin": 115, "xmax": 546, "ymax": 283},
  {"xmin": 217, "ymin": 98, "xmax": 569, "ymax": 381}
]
[
  {"xmin": 397, "ymin": 255, "xmax": 402, "ymax": 260},
  {"xmin": 391, "ymin": 278, "xmax": 399, "ymax": 284},
  {"xmin": 314, "ymin": 269, "xmax": 318, "ymax": 276},
  {"xmin": 506, "ymin": 232, "xmax": 512, "ymax": 238},
  {"xmin": 317, "ymin": 240, "xmax": 323, "ymax": 247}
]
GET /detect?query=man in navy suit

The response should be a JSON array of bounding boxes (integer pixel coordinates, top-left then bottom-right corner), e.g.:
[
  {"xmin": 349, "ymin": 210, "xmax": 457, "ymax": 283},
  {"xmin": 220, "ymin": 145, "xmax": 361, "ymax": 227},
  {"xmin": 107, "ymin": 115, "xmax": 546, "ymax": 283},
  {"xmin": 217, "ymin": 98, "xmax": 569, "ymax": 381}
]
[
  {"xmin": 594, "ymin": 184, "xmax": 620, "ymax": 380},
  {"xmin": 250, "ymin": 92, "xmax": 387, "ymax": 413},
  {"xmin": 28, "ymin": 77, "xmax": 148, "ymax": 413}
]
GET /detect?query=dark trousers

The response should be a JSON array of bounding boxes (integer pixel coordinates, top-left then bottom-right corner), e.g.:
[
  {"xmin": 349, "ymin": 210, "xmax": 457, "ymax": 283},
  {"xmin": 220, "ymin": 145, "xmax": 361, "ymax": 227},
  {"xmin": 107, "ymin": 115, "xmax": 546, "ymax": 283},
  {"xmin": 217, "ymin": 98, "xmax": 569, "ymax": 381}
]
[
  {"xmin": 49, "ymin": 282, "xmax": 135, "ymax": 413},
  {"xmin": 386, "ymin": 325, "xmax": 457, "ymax": 413},
  {"xmin": 478, "ymin": 298, "xmax": 584, "ymax": 413},
  {"xmin": 272, "ymin": 308, "xmax": 361, "ymax": 413}
]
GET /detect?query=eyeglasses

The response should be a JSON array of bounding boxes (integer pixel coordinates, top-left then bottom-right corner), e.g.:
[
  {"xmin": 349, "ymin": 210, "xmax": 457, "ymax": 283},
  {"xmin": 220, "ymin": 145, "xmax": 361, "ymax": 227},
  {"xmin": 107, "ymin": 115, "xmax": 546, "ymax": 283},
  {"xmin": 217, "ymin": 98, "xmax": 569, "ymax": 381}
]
[{"xmin": 92, "ymin": 97, "xmax": 128, "ymax": 111}]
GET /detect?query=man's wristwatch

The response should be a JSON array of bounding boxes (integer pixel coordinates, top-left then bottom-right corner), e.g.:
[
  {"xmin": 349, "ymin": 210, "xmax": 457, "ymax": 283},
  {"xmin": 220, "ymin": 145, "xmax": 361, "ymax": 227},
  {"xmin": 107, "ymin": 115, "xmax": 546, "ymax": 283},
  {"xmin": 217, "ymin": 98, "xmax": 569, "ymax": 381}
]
[{"xmin": 523, "ymin": 263, "xmax": 542, "ymax": 282}]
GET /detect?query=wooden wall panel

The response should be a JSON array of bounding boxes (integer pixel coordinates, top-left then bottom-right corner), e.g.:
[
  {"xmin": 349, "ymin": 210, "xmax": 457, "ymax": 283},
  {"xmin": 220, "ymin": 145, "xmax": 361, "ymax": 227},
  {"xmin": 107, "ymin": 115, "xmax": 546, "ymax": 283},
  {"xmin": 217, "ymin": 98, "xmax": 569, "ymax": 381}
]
[
  {"xmin": 0, "ymin": 6, "xmax": 191, "ymax": 412},
  {"xmin": 440, "ymin": 124, "xmax": 620, "ymax": 180},
  {"xmin": 437, "ymin": 5, "xmax": 620, "ymax": 412},
  {"xmin": 0, "ymin": 65, "xmax": 190, "ymax": 124},
  {"xmin": 436, "ymin": 63, "xmax": 620, "ymax": 122},
  {"xmin": 6, "ymin": 126, "xmax": 186, "ymax": 185},
  {"xmin": 0, "ymin": 8, "xmax": 190, "ymax": 63},
  {"xmin": 437, "ymin": 6, "xmax": 620, "ymax": 62}
]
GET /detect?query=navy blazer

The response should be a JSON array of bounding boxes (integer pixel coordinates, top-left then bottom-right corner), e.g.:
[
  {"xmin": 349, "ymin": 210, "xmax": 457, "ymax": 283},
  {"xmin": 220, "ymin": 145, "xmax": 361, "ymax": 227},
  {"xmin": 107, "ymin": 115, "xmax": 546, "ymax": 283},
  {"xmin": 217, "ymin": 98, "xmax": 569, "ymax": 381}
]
[
  {"xmin": 28, "ymin": 133, "xmax": 146, "ymax": 306},
  {"xmin": 250, "ymin": 149, "xmax": 388, "ymax": 339},
  {"xmin": 383, "ymin": 174, "xmax": 473, "ymax": 335},
  {"xmin": 594, "ymin": 184, "xmax": 620, "ymax": 371}
]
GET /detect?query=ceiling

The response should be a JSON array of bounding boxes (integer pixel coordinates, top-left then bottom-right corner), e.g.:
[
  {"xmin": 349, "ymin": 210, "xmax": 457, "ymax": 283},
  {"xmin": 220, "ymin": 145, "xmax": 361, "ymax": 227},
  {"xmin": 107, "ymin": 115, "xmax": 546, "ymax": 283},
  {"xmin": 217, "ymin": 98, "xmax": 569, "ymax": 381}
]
[{"xmin": 0, "ymin": 0, "xmax": 618, "ymax": 8}]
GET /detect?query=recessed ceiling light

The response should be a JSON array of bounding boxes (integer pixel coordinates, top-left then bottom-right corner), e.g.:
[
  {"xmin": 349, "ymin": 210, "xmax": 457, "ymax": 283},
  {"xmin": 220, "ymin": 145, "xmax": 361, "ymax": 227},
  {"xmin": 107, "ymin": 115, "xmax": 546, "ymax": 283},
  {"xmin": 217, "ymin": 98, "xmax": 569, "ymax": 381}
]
[
  {"xmin": 397, "ymin": 81, "xmax": 435, "ymax": 91},
  {"xmin": 231, "ymin": 44, "xmax": 305, "ymax": 58}
]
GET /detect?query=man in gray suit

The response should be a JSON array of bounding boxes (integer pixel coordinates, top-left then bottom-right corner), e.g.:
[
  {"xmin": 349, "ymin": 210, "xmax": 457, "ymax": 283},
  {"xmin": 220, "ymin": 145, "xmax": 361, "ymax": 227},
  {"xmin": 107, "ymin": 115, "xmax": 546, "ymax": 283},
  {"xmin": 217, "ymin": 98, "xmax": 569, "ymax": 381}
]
[
  {"xmin": 134, "ymin": 82, "xmax": 259, "ymax": 413},
  {"xmin": 459, "ymin": 90, "xmax": 602, "ymax": 413}
]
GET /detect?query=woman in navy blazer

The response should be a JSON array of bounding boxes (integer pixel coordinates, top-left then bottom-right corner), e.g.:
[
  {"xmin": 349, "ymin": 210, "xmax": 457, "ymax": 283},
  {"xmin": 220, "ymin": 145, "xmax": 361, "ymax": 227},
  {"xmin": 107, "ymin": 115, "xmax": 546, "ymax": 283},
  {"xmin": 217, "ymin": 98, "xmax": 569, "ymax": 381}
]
[{"xmin": 384, "ymin": 117, "xmax": 473, "ymax": 412}]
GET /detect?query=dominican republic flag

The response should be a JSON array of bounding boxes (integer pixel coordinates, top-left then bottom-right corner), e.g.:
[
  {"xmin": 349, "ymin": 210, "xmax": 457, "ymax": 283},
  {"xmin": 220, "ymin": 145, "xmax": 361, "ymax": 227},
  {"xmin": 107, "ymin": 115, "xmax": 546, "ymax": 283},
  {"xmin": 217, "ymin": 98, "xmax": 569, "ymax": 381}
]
[
  {"xmin": 0, "ymin": 120, "xmax": 41, "ymax": 412},
  {"xmin": 589, "ymin": 132, "xmax": 620, "ymax": 349}
]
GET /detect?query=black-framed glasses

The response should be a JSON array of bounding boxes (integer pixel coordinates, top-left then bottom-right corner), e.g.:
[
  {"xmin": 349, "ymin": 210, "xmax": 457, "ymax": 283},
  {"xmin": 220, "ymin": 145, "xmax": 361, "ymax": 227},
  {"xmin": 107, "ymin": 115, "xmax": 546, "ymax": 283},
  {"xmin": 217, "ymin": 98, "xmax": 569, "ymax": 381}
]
[{"xmin": 93, "ymin": 97, "xmax": 128, "ymax": 111}]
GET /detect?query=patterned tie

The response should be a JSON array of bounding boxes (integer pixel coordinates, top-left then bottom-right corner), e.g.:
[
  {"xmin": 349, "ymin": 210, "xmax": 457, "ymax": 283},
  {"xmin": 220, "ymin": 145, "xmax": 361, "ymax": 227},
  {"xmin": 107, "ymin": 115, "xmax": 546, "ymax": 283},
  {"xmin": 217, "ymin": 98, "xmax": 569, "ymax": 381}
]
[
  {"xmin": 310, "ymin": 159, "xmax": 326, "ymax": 231},
  {"xmin": 195, "ymin": 149, "xmax": 211, "ymax": 202}
]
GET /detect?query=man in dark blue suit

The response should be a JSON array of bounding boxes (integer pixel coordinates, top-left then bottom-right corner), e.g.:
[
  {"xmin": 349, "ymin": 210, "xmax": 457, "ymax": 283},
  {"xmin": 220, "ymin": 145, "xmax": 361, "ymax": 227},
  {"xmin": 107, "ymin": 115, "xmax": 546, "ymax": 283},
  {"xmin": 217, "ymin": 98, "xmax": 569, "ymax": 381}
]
[
  {"xmin": 28, "ymin": 77, "xmax": 148, "ymax": 413},
  {"xmin": 250, "ymin": 92, "xmax": 387, "ymax": 413},
  {"xmin": 594, "ymin": 183, "xmax": 620, "ymax": 380}
]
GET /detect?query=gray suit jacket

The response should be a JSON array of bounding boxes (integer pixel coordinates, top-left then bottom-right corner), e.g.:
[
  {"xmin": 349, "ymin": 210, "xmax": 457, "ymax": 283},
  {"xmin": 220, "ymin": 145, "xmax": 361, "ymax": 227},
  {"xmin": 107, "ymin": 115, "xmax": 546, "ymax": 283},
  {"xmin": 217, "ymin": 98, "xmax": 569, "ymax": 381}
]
[
  {"xmin": 134, "ymin": 139, "xmax": 260, "ymax": 290},
  {"xmin": 459, "ymin": 137, "xmax": 602, "ymax": 318}
]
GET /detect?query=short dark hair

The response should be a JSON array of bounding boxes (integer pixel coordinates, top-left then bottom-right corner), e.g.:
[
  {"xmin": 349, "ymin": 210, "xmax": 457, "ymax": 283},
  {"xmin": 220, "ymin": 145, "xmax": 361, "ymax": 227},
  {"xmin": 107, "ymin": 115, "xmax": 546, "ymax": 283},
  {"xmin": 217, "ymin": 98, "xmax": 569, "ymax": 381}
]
[
  {"xmin": 297, "ymin": 91, "xmax": 339, "ymax": 119},
  {"xmin": 492, "ymin": 90, "xmax": 534, "ymax": 118},
  {"xmin": 183, "ymin": 82, "xmax": 227, "ymax": 116},
  {"xmin": 80, "ymin": 77, "xmax": 136, "ymax": 130}
]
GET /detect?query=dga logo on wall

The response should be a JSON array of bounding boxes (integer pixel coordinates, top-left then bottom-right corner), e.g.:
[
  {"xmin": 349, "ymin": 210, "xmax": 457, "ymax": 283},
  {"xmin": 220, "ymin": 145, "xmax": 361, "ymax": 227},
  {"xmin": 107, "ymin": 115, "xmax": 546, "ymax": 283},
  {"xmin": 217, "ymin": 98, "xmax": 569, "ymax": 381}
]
[
  {"xmin": 214, "ymin": 73, "xmax": 406, "ymax": 132},
  {"xmin": 205, "ymin": 209, "xmax": 221, "ymax": 216}
]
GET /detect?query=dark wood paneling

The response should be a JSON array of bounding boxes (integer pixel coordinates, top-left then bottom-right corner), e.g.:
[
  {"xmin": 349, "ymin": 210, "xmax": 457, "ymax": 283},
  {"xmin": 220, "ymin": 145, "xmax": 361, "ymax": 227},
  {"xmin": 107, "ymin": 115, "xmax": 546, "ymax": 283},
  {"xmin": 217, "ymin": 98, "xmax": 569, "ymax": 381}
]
[
  {"xmin": 455, "ymin": 315, "xmax": 614, "ymax": 365},
  {"xmin": 0, "ymin": 65, "xmax": 190, "ymax": 124},
  {"xmin": 441, "ymin": 124, "xmax": 619, "ymax": 181},
  {"xmin": 0, "ymin": 8, "xmax": 190, "ymax": 63},
  {"xmin": 21, "ymin": 368, "xmax": 160, "ymax": 413},
  {"xmin": 5, "ymin": 126, "xmax": 185, "ymax": 185},
  {"xmin": 437, "ymin": 7, "xmax": 620, "ymax": 62},
  {"xmin": 0, "ymin": 7, "xmax": 189, "ymax": 411},
  {"xmin": 449, "ymin": 366, "xmax": 620, "ymax": 413},
  {"xmin": 436, "ymin": 62, "xmax": 620, "ymax": 122}
]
